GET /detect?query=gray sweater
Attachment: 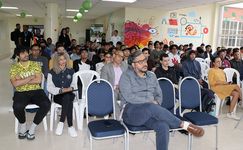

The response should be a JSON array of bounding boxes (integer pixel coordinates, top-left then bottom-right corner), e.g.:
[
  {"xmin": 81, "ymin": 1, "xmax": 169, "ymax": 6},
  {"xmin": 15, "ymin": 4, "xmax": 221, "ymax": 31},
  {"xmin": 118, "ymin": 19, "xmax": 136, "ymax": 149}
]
[{"xmin": 119, "ymin": 67, "xmax": 162, "ymax": 106}]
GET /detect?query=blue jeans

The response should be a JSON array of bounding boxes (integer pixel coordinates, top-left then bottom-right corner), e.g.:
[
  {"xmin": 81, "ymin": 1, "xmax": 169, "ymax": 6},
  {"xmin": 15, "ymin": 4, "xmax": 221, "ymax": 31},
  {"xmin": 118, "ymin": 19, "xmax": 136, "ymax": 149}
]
[{"xmin": 123, "ymin": 103, "xmax": 181, "ymax": 150}]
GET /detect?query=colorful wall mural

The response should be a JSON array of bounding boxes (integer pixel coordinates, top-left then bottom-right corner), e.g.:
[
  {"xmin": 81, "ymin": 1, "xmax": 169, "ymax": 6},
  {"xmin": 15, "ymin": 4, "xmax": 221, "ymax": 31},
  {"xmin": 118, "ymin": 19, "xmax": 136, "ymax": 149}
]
[
  {"xmin": 124, "ymin": 17, "xmax": 158, "ymax": 48},
  {"xmin": 163, "ymin": 12, "xmax": 208, "ymax": 39}
]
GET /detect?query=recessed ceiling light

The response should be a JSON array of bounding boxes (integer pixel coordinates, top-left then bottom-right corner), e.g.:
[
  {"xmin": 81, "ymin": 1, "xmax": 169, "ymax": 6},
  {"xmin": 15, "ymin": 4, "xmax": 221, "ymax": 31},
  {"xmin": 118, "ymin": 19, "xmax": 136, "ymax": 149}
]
[
  {"xmin": 66, "ymin": 9, "xmax": 79, "ymax": 12},
  {"xmin": 66, "ymin": 16, "xmax": 75, "ymax": 18},
  {"xmin": 102, "ymin": 0, "xmax": 136, "ymax": 3},
  {"xmin": 16, "ymin": 14, "xmax": 32, "ymax": 17},
  {"xmin": 1, "ymin": 6, "xmax": 18, "ymax": 9}
]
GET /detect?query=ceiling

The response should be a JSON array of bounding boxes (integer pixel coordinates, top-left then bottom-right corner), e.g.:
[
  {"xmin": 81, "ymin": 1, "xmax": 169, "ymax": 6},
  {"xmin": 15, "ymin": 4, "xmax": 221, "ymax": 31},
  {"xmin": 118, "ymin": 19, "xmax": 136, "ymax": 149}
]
[{"xmin": 0, "ymin": 0, "xmax": 238, "ymax": 19}]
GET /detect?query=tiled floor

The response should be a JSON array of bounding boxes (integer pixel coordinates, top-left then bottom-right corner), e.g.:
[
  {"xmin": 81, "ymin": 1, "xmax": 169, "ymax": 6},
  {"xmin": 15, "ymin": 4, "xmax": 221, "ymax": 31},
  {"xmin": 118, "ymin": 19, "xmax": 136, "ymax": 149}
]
[{"xmin": 1, "ymin": 58, "xmax": 243, "ymax": 150}]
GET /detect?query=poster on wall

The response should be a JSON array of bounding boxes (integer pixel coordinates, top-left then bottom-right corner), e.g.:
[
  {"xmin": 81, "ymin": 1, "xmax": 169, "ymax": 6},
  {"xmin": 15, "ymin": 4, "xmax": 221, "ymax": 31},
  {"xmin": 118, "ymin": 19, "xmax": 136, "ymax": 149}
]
[
  {"xmin": 25, "ymin": 25, "xmax": 44, "ymax": 44},
  {"xmin": 90, "ymin": 24, "xmax": 104, "ymax": 42}
]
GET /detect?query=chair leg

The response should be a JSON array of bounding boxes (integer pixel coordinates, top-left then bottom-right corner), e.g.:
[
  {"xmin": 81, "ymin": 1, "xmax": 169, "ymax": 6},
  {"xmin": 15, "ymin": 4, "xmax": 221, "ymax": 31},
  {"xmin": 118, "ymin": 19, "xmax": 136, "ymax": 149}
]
[
  {"xmin": 220, "ymin": 99, "xmax": 225, "ymax": 115},
  {"xmin": 216, "ymin": 125, "xmax": 218, "ymax": 150},
  {"xmin": 79, "ymin": 101, "xmax": 85, "ymax": 130},
  {"xmin": 90, "ymin": 134, "xmax": 93, "ymax": 150},
  {"xmin": 73, "ymin": 103, "xmax": 81, "ymax": 130},
  {"xmin": 187, "ymin": 133, "xmax": 192, "ymax": 150},
  {"xmin": 43, "ymin": 116, "xmax": 47, "ymax": 131},
  {"xmin": 215, "ymin": 95, "xmax": 221, "ymax": 117},
  {"xmin": 50, "ymin": 103, "xmax": 55, "ymax": 131},
  {"xmin": 124, "ymin": 133, "xmax": 127, "ymax": 150},
  {"xmin": 15, "ymin": 118, "xmax": 18, "ymax": 134},
  {"xmin": 127, "ymin": 131, "xmax": 130, "ymax": 150}
]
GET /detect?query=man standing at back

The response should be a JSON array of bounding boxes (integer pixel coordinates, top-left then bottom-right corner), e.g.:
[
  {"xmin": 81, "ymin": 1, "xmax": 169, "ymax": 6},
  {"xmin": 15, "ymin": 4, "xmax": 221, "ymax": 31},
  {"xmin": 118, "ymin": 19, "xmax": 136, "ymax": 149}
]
[
  {"xmin": 9, "ymin": 46, "xmax": 50, "ymax": 140},
  {"xmin": 119, "ymin": 51, "xmax": 204, "ymax": 150},
  {"xmin": 10, "ymin": 23, "xmax": 22, "ymax": 60},
  {"xmin": 111, "ymin": 30, "xmax": 121, "ymax": 46},
  {"xmin": 20, "ymin": 25, "xmax": 33, "ymax": 48}
]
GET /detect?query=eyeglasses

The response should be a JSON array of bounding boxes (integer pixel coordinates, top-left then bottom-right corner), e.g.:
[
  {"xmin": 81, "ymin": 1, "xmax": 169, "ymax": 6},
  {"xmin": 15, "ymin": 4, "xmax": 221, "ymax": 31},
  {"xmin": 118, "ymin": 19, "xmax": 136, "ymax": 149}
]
[
  {"xmin": 116, "ymin": 54, "xmax": 124, "ymax": 58},
  {"xmin": 133, "ymin": 58, "xmax": 148, "ymax": 65}
]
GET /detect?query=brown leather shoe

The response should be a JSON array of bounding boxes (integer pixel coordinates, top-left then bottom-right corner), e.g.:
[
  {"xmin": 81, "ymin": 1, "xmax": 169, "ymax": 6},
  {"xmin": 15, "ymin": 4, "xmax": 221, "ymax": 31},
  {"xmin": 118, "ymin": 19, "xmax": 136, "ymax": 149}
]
[{"xmin": 187, "ymin": 124, "xmax": 204, "ymax": 137}]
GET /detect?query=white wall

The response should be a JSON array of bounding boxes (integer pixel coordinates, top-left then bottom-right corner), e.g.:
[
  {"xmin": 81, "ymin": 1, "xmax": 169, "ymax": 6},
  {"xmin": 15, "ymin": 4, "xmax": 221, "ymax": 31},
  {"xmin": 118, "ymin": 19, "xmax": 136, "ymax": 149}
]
[
  {"xmin": 60, "ymin": 18, "xmax": 93, "ymax": 44},
  {"xmin": 0, "ymin": 18, "xmax": 11, "ymax": 59},
  {"xmin": 94, "ymin": 8, "xmax": 125, "ymax": 41}
]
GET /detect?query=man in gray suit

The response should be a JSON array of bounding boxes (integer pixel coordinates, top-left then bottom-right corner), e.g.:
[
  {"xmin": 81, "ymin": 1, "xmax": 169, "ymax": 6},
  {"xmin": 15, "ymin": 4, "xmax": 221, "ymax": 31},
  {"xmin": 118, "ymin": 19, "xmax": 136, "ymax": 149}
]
[{"xmin": 101, "ymin": 50, "xmax": 128, "ymax": 94}]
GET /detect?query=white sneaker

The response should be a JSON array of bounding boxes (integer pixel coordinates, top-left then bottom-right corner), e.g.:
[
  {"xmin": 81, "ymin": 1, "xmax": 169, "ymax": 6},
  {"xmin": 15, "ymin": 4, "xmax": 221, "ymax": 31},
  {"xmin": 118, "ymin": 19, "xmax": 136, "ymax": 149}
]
[
  {"xmin": 68, "ymin": 126, "xmax": 77, "ymax": 137},
  {"xmin": 55, "ymin": 122, "xmax": 64, "ymax": 136},
  {"xmin": 226, "ymin": 112, "xmax": 240, "ymax": 120}
]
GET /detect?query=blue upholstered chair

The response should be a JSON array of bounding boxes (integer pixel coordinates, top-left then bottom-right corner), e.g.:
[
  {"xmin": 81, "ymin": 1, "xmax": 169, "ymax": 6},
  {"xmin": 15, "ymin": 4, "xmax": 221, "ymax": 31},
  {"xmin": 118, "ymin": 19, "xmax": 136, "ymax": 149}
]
[{"xmin": 86, "ymin": 79, "xmax": 127, "ymax": 150}]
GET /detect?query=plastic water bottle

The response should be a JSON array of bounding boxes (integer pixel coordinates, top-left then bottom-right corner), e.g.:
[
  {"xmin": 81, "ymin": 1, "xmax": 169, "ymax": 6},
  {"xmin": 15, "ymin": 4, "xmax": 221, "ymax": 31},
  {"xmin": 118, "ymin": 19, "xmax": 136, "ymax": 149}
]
[{"xmin": 209, "ymin": 105, "xmax": 216, "ymax": 116}]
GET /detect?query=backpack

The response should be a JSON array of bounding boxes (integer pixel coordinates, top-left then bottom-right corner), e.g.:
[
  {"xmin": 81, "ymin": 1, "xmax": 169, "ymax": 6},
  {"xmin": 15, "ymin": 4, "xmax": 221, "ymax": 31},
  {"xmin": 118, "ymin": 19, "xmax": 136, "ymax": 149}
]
[{"xmin": 194, "ymin": 88, "xmax": 216, "ymax": 113}]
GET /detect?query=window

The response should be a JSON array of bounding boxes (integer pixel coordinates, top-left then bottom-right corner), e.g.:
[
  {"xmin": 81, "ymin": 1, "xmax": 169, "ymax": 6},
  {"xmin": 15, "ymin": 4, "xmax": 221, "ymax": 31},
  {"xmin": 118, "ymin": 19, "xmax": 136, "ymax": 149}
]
[{"xmin": 219, "ymin": 20, "xmax": 243, "ymax": 47}]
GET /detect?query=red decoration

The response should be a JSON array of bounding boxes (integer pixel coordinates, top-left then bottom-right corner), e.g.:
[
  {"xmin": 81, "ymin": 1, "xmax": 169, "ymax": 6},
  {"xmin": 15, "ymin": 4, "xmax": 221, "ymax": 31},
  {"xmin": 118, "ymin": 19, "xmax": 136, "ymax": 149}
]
[
  {"xmin": 124, "ymin": 21, "xmax": 152, "ymax": 48},
  {"xmin": 203, "ymin": 27, "xmax": 209, "ymax": 34},
  {"xmin": 169, "ymin": 19, "xmax": 178, "ymax": 26}
]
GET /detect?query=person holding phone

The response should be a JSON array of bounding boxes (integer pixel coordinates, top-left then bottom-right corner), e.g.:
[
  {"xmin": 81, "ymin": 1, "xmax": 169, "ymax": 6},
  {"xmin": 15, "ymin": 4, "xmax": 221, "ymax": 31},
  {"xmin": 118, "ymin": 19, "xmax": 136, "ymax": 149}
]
[{"xmin": 47, "ymin": 52, "xmax": 77, "ymax": 137}]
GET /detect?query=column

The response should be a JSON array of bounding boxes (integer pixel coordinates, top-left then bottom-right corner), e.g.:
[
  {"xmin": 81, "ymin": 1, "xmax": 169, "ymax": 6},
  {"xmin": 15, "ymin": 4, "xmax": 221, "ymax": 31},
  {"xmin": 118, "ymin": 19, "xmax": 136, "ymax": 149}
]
[{"xmin": 44, "ymin": 3, "xmax": 59, "ymax": 44}]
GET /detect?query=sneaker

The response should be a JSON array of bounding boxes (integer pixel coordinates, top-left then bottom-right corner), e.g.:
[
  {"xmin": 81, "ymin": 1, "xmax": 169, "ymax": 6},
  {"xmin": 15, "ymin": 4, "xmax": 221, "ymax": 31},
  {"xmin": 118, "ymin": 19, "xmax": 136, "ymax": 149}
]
[
  {"xmin": 26, "ymin": 130, "xmax": 35, "ymax": 140},
  {"xmin": 226, "ymin": 112, "xmax": 240, "ymax": 120},
  {"xmin": 55, "ymin": 122, "xmax": 64, "ymax": 136},
  {"xmin": 18, "ymin": 130, "xmax": 27, "ymax": 139},
  {"xmin": 68, "ymin": 126, "xmax": 77, "ymax": 137}
]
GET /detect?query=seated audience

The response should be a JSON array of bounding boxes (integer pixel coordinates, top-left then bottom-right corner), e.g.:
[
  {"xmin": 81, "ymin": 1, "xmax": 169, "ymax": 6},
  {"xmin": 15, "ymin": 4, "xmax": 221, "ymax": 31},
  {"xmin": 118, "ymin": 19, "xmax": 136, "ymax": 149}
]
[
  {"xmin": 70, "ymin": 45, "xmax": 81, "ymax": 61},
  {"xmin": 47, "ymin": 52, "xmax": 77, "ymax": 137},
  {"xmin": 119, "ymin": 51, "xmax": 204, "ymax": 150},
  {"xmin": 10, "ymin": 46, "xmax": 50, "ymax": 140},
  {"xmin": 101, "ymin": 50, "xmax": 128, "ymax": 100},
  {"xmin": 150, "ymin": 41, "xmax": 164, "ymax": 63},
  {"xmin": 204, "ymin": 45, "xmax": 213, "ymax": 60},
  {"xmin": 168, "ymin": 44, "xmax": 180, "ymax": 67},
  {"xmin": 122, "ymin": 48, "xmax": 131, "ymax": 64},
  {"xmin": 73, "ymin": 48, "xmax": 95, "ymax": 72},
  {"xmin": 49, "ymin": 45, "xmax": 73, "ymax": 69},
  {"xmin": 230, "ymin": 48, "xmax": 243, "ymax": 81},
  {"xmin": 29, "ymin": 44, "xmax": 49, "ymax": 79},
  {"xmin": 182, "ymin": 50, "xmax": 207, "ymax": 87},
  {"xmin": 218, "ymin": 49, "xmax": 231, "ymax": 69},
  {"xmin": 142, "ymin": 48, "xmax": 156, "ymax": 71},
  {"xmin": 155, "ymin": 53, "xmax": 178, "ymax": 86},
  {"xmin": 208, "ymin": 57, "xmax": 242, "ymax": 120},
  {"xmin": 96, "ymin": 52, "xmax": 112, "ymax": 75}
]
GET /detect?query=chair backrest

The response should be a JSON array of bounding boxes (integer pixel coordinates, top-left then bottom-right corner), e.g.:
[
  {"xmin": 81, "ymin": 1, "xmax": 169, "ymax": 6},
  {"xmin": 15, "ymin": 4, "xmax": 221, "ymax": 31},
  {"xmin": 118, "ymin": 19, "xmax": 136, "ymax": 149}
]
[
  {"xmin": 223, "ymin": 68, "xmax": 240, "ymax": 86},
  {"xmin": 204, "ymin": 57, "xmax": 211, "ymax": 66},
  {"xmin": 158, "ymin": 78, "xmax": 176, "ymax": 114},
  {"xmin": 73, "ymin": 70, "xmax": 100, "ymax": 99},
  {"xmin": 199, "ymin": 62, "xmax": 210, "ymax": 82},
  {"xmin": 195, "ymin": 57, "xmax": 206, "ymax": 63},
  {"xmin": 41, "ymin": 73, "xmax": 45, "ymax": 89},
  {"xmin": 179, "ymin": 76, "xmax": 201, "ymax": 115},
  {"xmin": 86, "ymin": 79, "xmax": 115, "ymax": 123}
]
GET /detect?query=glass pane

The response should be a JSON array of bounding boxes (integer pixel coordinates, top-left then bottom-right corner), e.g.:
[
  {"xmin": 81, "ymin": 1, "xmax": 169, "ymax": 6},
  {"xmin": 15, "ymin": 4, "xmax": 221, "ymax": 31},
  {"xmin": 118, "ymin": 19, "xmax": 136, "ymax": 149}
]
[{"xmin": 226, "ymin": 21, "xmax": 230, "ymax": 29}]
